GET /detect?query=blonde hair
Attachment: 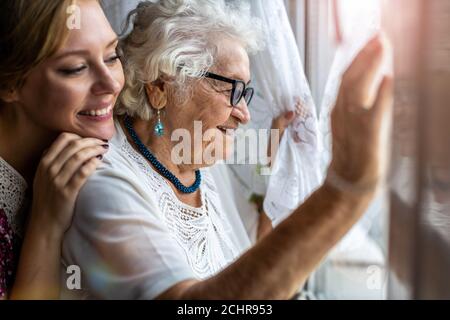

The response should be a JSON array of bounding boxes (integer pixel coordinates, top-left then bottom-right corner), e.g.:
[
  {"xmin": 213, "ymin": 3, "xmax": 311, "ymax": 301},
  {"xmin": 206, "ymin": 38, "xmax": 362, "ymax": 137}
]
[
  {"xmin": 0, "ymin": 0, "xmax": 78, "ymax": 93},
  {"xmin": 117, "ymin": 0, "xmax": 263, "ymax": 121}
]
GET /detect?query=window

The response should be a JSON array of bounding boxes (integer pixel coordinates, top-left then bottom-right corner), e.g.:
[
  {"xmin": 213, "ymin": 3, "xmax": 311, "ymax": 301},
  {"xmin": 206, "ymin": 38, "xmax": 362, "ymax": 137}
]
[
  {"xmin": 286, "ymin": 0, "xmax": 450, "ymax": 300},
  {"xmin": 386, "ymin": 0, "xmax": 450, "ymax": 299},
  {"xmin": 286, "ymin": 0, "xmax": 388, "ymax": 300}
]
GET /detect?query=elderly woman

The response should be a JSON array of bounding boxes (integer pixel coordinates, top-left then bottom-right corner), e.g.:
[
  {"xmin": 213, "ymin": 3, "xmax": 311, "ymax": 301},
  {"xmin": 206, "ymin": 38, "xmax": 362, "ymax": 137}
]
[{"xmin": 62, "ymin": 0, "xmax": 392, "ymax": 299}]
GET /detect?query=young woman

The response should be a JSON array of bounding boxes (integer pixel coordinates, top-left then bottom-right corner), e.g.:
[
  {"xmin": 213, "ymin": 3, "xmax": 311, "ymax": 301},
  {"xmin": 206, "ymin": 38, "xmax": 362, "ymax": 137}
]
[{"xmin": 0, "ymin": 0, "xmax": 124, "ymax": 299}]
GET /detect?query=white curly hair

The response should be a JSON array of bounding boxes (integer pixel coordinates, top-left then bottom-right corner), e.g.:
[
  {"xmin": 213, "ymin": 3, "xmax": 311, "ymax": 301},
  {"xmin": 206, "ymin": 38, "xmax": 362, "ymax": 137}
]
[{"xmin": 116, "ymin": 0, "xmax": 264, "ymax": 120}]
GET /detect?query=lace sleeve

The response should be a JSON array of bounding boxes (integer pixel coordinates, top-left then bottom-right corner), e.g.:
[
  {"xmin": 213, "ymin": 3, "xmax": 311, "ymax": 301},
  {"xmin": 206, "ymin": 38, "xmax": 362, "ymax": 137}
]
[
  {"xmin": 0, "ymin": 157, "xmax": 28, "ymax": 237},
  {"xmin": 0, "ymin": 208, "xmax": 15, "ymax": 298}
]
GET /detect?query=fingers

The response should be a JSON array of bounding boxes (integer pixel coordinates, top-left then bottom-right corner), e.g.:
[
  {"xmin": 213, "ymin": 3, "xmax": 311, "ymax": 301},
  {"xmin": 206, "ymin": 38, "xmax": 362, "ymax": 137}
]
[
  {"xmin": 66, "ymin": 157, "xmax": 102, "ymax": 193},
  {"xmin": 40, "ymin": 133, "xmax": 80, "ymax": 166},
  {"xmin": 47, "ymin": 138, "xmax": 108, "ymax": 179},
  {"xmin": 283, "ymin": 111, "xmax": 296, "ymax": 123},
  {"xmin": 53, "ymin": 144, "xmax": 108, "ymax": 187},
  {"xmin": 271, "ymin": 111, "xmax": 295, "ymax": 131},
  {"xmin": 342, "ymin": 34, "xmax": 386, "ymax": 110},
  {"xmin": 267, "ymin": 111, "xmax": 295, "ymax": 163}
]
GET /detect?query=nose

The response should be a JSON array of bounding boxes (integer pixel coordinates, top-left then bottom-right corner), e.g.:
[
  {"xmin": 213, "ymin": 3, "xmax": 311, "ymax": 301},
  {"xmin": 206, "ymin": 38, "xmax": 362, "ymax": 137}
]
[
  {"xmin": 91, "ymin": 65, "xmax": 123, "ymax": 96},
  {"xmin": 231, "ymin": 98, "xmax": 251, "ymax": 125}
]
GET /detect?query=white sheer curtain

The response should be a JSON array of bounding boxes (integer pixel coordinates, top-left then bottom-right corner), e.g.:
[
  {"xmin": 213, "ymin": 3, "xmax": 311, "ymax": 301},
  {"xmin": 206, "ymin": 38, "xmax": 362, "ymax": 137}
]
[
  {"xmin": 232, "ymin": 0, "xmax": 388, "ymax": 299},
  {"xmin": 228, "ymin": 0, "xmax": 323, "ymax": 227},
  {"xmin": 311, "ymin": 0, "xmax": 388, "ymax": 299}
]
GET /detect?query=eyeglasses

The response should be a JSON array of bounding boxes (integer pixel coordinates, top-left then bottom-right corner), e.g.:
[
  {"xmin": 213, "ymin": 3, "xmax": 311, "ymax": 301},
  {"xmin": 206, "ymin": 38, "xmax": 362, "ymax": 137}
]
[{"xmin": 204, "ymin": 71, "xmax": 254, "ymax": 107}]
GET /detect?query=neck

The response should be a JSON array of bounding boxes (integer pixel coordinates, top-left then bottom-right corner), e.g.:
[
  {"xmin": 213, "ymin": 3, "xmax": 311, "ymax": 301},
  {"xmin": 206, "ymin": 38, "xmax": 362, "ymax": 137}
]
[
  {"xmin": 121, "ymin": 116, "xmax": 198, "ymax": 187},
  {"xmin": 0, "ymin": 104, "xmax": 56, "ymax": 183}
]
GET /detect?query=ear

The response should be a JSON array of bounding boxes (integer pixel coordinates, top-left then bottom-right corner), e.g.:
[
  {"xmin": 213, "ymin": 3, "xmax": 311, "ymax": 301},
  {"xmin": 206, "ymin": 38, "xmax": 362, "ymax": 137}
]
[
  {"xmin": 145, "ymin": 80, "xmax": 168, "ymax": 110},
  {"xmin": 0, "ymin": 88, "xmax": 19, "ymax": 104}
]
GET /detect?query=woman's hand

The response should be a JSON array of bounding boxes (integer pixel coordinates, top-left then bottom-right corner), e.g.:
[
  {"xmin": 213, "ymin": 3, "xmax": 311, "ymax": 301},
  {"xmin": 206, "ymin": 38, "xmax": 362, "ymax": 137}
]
[
  {"xmin": 267, "ymin": 110, "xmax": 296, "ymax": 167},
  {"xmin": 11, "ymin": 133, "xmax": 109, "ymax": 299},
  {"xmin": 271, "ymin": 111, "xmax": 296, "ymax": 140},
  {"xmin": 30, "ymin": 133, "xmax": 109, "ymax": 237},
  {"xmin": 327, "ymin": 34, "xmax": 393, "ymax": 195},
  {"xmin": 255, "ymin": 110, "xmax": 295, "ymax": 239}
]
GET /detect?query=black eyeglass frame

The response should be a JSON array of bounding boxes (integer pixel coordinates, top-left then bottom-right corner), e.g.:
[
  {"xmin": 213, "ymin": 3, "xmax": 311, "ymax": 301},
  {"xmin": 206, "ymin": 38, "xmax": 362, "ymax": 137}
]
[{"xmin": 204, "ymin": 71, "xmax": 254, "ymax": 107}]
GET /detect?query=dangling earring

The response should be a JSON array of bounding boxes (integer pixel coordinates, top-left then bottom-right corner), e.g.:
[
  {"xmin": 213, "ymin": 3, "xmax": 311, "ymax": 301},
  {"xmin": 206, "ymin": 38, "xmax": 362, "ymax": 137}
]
[{"xmin": 154, "ymin": 109, "xmax": 164, "ymax": 137}]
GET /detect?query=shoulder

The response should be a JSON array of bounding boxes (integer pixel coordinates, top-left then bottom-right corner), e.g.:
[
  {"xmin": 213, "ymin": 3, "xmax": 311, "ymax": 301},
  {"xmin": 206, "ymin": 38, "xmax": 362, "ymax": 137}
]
[
  {"xmin": 75, "ymin": 123, "xmax": 160, "ymax": 221},
  {"xmin": 0, "ymin": 156, "xmax": 27, "ymax": 197},
  {"xmin": 85, "ymin": 119, "xmax": 146, "ymax": 193}
]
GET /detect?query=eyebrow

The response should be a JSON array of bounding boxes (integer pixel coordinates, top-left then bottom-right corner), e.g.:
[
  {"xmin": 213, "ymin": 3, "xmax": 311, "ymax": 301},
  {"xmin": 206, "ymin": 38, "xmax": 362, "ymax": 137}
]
[
  {"xmin": 231, "ymin": 74, "xmax": 251, "ymax": 85},
  {"xmin": 214, "ymin": 76, "xmax": 252, "ymax": 87},
  {"xmin": 53, "ymin": 37, "xmax": 119, "ymax": 60}
]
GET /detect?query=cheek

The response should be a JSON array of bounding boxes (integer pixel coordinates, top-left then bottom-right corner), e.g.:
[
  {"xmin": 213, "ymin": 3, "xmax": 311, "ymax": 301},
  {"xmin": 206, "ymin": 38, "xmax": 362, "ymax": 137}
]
[
  {"xmin": 198, "ymin": 96, "xmax": 231, "ymax": 128},
  {"xmin": 19, "ymin": 73, "xmax": 89, "ymax": 130},
  {"xmin": 114, "ymin": 64, "xmax": 126, "ymax": 92}
]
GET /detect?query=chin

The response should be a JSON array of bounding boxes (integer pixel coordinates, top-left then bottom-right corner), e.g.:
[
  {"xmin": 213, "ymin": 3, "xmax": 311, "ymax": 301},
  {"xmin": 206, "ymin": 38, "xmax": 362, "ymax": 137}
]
[{"xmin": 76, "ymin": 121, "xmax": 116, "ymax": 141}]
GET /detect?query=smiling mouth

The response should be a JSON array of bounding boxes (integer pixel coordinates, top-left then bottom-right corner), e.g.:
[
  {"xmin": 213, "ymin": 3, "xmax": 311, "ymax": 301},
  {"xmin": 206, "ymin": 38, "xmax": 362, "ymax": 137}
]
[{"xmin": 78, "ymin": 105, "xmax": 113, "ymax": 117}]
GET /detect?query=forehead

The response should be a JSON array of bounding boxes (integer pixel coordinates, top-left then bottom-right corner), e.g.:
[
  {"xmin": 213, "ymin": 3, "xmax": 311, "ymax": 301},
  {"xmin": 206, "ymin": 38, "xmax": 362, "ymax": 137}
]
[
  {"xmin": 214, "ymin": 37, "xmax": 251, "ymax": 83},
  {"xmin": 59, "ymin": 0, "xmax": 116, "ymax": 51}
]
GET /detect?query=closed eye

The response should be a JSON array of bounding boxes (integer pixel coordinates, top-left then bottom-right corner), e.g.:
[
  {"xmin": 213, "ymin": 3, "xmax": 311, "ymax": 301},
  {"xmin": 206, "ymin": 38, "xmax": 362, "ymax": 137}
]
[
  {"xmin": 58, "ymin": 54, "xmax": 120, "ymax": 76},
  {"xmin": 105, "ymin": 55, "xmax": 121, "ymax": 65},
  {"xmin": 58, "ymin": 65, "xmax": 87, "ymax": 76}
]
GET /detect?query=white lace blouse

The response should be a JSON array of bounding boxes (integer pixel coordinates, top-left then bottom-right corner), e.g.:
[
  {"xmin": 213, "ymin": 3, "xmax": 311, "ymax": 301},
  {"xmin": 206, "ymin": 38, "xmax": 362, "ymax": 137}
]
[
  {"xmin": 0, "ymin": 157, "xmax": 28, "ymax": 237},
  {"xmin": 62, "ymin": 121, "xmax": 252, "ymax": 299},
  {"xmin": 0, "ymin": 156, "xmax": 28, "ymax": 297}
]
